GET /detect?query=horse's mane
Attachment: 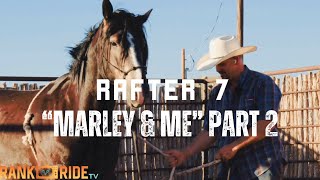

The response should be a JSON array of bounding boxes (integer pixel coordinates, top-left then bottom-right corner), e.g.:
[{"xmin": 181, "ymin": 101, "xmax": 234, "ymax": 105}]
[
  {"xmin": 67, "ymin": 9, "xmax": 149, "ymax": 82},
  {"xmin": 68, "ymin": 25, "xmax": 99, "ymax": 76}
]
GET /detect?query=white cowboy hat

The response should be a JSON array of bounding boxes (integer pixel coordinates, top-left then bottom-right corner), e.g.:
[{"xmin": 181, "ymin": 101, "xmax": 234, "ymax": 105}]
[{"xmin": 196, "ymin": 35, "xmax": 257, "ymax": 71}]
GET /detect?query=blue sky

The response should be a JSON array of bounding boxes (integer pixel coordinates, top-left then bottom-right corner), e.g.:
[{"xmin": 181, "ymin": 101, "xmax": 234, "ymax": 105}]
[{"xmin": 0, "ymin": 1, "xmax": 319, "ymax": 79}]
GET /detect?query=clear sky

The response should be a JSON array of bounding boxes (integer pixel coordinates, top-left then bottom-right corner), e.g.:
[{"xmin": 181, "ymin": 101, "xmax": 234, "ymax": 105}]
[{"xmin": 1, "ymin": 0, "xmax": 319, "ymax": 79}]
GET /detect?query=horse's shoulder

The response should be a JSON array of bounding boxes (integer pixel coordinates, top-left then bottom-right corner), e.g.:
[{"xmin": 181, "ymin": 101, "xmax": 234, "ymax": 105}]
[{"xmin": 27, "ymin": 74, "xmax": 75, "ymax": 114}]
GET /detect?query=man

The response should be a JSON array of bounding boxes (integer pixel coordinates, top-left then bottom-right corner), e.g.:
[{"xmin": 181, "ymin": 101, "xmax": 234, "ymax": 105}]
[{"xmin": 166, "ymin": 35, "xmax": 286, "ymax": 179}]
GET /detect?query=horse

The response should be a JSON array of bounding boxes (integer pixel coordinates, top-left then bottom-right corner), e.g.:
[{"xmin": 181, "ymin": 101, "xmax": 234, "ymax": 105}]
[
  {"xmin": 0, "ymin": 0, "xmax": 152, "ymax": 179},
  {"xmin": 0, "ymin": 90, "xmax": 39, "ymax": 166}
]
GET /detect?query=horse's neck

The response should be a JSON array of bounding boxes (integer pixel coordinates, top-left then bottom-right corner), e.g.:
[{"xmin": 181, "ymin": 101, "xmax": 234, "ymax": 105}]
[
  {"xmin": 76, "ymin": 60, "xmax": 115, "ymax": 112},
  {"xmin": 76, "ymin": 27, "xmax": 116, "ymax": 111}
]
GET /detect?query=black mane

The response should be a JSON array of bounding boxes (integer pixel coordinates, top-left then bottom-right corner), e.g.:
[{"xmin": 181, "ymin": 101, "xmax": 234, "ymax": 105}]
[
  {"xmin": 68, "ymin": 25, "xmax": 99, "ymax": 71},
  {"xmin": 107, "ymin": 9, "xmax": 149, "ymax": 63},
  {"xmin": 68, "ymin": 9, "xmax": 149, "ymax": 80}
]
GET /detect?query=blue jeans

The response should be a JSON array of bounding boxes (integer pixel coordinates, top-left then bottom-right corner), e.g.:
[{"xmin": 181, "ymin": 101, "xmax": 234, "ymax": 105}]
[
  {"xmin": 214, "ymin": 165, "xmax": 284, "ymax": 180},
  {"xmin": 254, "ymin": 169, "xmax": 283, "ymax": 180}
]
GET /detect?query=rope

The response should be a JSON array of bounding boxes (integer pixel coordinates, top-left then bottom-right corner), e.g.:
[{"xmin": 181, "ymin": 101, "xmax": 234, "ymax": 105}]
[
  {"xmin": 22, "ymin": 133, "xmax": 39, "ymax": 163},
  {"xmin": 227, "ymin": 167, "xmax": 231, "ymax": 180},
  {"xmin": 136, "ymin": 134, "xmax": 169, "ymax": 157},
  {"xmin": 102, "ymin": 53, "xmax": 146, "ymax": 79},
  {"xmin": 127, "ymin": 117, "xmax": 225, "ymax": 179},
  {"xmin": 136, "ymin": 134, "xmax": 174, "ymax": 180},
  {"xmin": 175, "ymin": 159, "xmax": 221, "ymax": 176},
  {"xmin": 135, "ymin": 133, "xmax": 223, "ymax": 179},
  {"xmin": 169, "ymin": 167, "xmax": 176, "ymax": 180}
]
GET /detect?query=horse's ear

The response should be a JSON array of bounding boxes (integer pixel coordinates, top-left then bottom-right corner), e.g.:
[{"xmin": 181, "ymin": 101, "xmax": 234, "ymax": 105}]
[
  {"xmin": 137, "ymin": 9, "xmax": 152, "ymax": 24},
  {"xmin": 102, "ymin": 0, "xmax": 113, "ymax": 20}
]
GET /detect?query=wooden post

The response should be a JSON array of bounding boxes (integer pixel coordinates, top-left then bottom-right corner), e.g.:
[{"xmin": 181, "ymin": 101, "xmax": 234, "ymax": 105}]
[
  {"xmin": 182, "ymin": 48, "xmax": 186, "ymax": 79},
  {"xmin": 237, "ymin": 0, "xmax": 244, "ymax": 47},
  {"xmin": 0, "ymin": 82, "xmax": 6, "ymax": 89},
  {"xmin": 132, "ymin": 131, "xmax": 142, "ymax": 180}
]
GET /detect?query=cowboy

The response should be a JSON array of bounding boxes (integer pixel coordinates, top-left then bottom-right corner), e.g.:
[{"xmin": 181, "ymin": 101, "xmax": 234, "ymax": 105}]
[{"xmin": 166, "ymin": 35, "xmax": 286, "ymax": 179}]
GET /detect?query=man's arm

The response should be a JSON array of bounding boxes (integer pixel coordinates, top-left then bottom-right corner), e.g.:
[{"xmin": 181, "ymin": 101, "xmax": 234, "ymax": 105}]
[
  {"xmin": 215, "ymin": 119, "xmax": 271, "ymax": 161},
  {"xmin": 217, "ymin": 76, "xmax": 282, "ymax": 161},
  {"xmin": 166, "ymin": 130, "xmax": 216, "ymax": 167}
]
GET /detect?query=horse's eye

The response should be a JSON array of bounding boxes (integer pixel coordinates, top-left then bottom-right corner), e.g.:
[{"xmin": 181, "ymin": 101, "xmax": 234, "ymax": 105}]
[{"xmin": 110, "ymin": 41, "xmax": 118, "ymax": 47}]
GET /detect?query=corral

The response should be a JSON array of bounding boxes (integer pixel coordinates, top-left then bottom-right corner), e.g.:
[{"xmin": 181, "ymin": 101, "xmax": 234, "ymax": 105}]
[{"xmin": 1, "ymin": 65, "xmax": 319, "ymax": 179}]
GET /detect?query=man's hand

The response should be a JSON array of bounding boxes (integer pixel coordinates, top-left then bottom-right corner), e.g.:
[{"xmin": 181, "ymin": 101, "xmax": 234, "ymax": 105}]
[
  {"xmin": 164, "ymin": 131, "xmax": 215, "ymax": 167},
  {"xmin": 215, "ymin": 120, "xmax": 272, "ymax": 162},
  {"xmin": 165, "ymin": 150, "xmax": 188, "ymax": 167},
  {"xmin": 215, "ymin": 144, "xmax": 238, "ymax": 162}
]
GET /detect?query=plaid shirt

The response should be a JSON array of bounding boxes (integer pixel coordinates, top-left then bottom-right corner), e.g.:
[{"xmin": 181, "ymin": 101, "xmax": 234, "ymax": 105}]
[{"xmin": 203, "ymin": 66, "xmax": 285, "ymax": 179}]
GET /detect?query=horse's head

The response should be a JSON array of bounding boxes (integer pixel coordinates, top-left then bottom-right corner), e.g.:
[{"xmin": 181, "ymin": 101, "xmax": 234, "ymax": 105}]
[{"xmin": 85, "ymin": 0, "xmax": 151, "ymax": 108}]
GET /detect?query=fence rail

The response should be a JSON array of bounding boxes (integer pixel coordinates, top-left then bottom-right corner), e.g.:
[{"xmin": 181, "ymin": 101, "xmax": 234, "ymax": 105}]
[{"xmin": 0, "ymin": 76, "xmax": 57, "ymax": 82}]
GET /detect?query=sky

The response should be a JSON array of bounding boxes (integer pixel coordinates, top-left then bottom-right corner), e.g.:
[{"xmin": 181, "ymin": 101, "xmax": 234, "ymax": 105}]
[{"xmin": 0, "ymin": 0, "xmax": 320, "ymax": 80}]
